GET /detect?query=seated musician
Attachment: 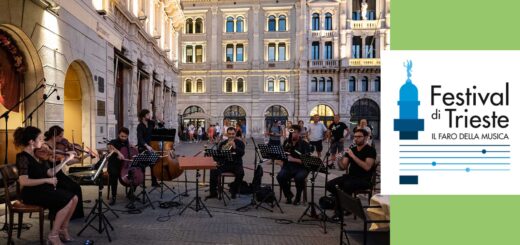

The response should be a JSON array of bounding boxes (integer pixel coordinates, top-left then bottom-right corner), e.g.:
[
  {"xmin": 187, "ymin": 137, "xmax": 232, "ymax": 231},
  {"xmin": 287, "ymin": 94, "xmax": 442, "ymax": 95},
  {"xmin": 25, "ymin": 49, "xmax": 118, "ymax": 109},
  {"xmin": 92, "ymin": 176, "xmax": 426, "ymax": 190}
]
[
  {"xmin": 276, "ymin": 125, "xmax": 312, "ymax": 205},
  {"xmin": 42, "ymin": 126, "xmax": 85, "ymax": 219},
  {"xmin": 207, "ymin": 127, "xmax": 245, "ymax": 199},
  {"xmin": 106, "ymin": 127, "xmax": 132, "ymax": 205},
  {"xmin": 14, "ymin": 126, "xmax": 78, "ymax": 244},
  {"xmin": 325, "ymin": 128, "xmax": 376, "ymax": 220}
]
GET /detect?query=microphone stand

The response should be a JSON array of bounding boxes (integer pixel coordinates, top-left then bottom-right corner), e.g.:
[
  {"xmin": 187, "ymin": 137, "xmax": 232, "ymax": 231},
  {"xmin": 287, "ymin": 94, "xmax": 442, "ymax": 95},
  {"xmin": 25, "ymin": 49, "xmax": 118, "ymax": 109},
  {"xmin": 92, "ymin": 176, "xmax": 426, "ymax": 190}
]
[
  {"xmin": 22, "ymin": 88, "xmax": 58, "ymax": 126},
  {"xmin": 1, "ymin": 82, "xmax": 45, "ymax": 232}
]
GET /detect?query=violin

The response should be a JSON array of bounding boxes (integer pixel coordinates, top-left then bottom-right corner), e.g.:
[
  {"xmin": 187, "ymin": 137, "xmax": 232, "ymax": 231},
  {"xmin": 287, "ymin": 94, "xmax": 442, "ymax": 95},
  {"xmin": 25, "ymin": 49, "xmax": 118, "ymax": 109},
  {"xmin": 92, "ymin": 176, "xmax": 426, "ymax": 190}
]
[
  {"xmin": 56, "ymin": 138, "xmax": 99, "ymax": 159},
  {"xmin": 34, "ymin": 146, "xmax": 70, "ymax": 162}
]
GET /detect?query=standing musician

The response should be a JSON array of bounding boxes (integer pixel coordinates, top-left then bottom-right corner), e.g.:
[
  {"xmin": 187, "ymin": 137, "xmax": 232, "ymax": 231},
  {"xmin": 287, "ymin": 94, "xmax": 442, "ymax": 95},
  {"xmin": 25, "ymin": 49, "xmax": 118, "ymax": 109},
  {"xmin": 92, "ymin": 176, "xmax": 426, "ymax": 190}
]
[
  {"xmin": 136, "ymin": 109, "xmax": 160, "ymax": 187},
  {"xmin": 106, "ymin": 127, "xmax": 132, "ymax": 205},
  {"xmin": 42, "ymin": 126, "xmax": 85, "ymax": 219},
  {"xmin": 206, "ymin": 127, "xmax": 245, "ymax": 199},
  {"xmin": 277, "ymin": 125, "xmax": 313, "ymax": 205},
  {"xmin": 14, "ymin": 126, "xmax": 78, "ymax": 244}
]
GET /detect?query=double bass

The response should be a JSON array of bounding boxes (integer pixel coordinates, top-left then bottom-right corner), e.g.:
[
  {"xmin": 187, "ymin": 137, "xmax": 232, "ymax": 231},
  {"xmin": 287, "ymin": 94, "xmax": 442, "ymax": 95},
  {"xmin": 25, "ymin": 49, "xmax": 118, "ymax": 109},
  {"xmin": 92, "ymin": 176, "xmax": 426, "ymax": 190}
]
[
  {"xmin": 150, "ymin": 141, "xmax": 183, "ymax": 180},
  {"xmin": 118, "ymin": 145, "xmax": 144, "ymax": 187}
]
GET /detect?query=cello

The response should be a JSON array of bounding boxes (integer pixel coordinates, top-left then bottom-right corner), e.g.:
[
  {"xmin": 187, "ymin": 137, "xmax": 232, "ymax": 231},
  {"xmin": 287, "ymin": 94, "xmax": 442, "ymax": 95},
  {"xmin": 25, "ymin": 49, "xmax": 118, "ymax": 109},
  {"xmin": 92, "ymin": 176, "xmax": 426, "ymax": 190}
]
[
  {"xmin": 117, "ymin": 145, "xmax": 144, "ymax": 187},
  {"xmin": 150, "ymin": 141, "xmax": 183, "ymax": 181}
]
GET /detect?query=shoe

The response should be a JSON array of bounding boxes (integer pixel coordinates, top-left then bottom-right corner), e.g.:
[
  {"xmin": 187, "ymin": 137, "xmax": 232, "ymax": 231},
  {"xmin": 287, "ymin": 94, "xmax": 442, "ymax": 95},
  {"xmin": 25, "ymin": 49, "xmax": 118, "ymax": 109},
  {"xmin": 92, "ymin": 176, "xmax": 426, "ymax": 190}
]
[
  {"xmin": 292, "ymin": 198, "xmax": 301, "ymax": 206},
  {"xmin": 152, "ymin": 182, "xmax": 160, "ymax": 187},
  {"xmin": 285, "ymin": 197, "xmax": 292, "ymax": 204},
  {"xmin": 231, "ymin": 192, "xmax": 237, "ymax": 199},
  {"xmin": 59, "ymin": 229, "xmax": 75, "ymax": 242},
  {"xmin": 47, "ymin": 233, "xmax": 62, "ymax": 245},
  {"xmin": 109, "ymin": 197, "xmax": 116, "ymax": 206},
  {"xmin": 205, "ymin": 193, "xmax": 218, "ymax": 199}
]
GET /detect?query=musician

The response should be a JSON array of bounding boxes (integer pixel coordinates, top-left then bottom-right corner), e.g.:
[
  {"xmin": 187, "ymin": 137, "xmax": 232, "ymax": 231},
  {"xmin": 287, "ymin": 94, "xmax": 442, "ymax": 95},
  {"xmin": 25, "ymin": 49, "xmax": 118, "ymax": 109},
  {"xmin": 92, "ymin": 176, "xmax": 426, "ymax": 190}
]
[
  {"xmin": 276, "ymin": 125, "xmax": 312, "ymax": 205},
  {"xmin": 42, "ymin": 126, "xmax": 85, "ymax": 219},
  {"xmin": 136, "ymin": 109, "xmax": 160, "ymax": 187},
  {"xmin": 207, "ymin": 127, "xmax": 245, "ymax": 199},
  {"xmin": 14, "ymin": 126, "xmax": 78, "ymax": 244},
  {"xmin": 325, "ymin": 128, "xmax": 376, "ymax": 220},
  {"xmin": 106, "ymin": 127, "xmax": 131, "ymax": 205}
]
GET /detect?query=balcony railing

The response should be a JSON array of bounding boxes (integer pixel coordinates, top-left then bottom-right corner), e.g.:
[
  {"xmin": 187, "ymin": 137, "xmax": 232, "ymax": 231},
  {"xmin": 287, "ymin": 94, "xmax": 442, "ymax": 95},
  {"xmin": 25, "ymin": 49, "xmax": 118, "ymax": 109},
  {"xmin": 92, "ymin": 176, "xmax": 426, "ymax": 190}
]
[
  {"xmin": 350, "ymin": 20, "xmax": 381, "ymax": 30},
  {"xmin": 308, "ymin": 59, "xmax": 339, "ymax": 68},
  {"xmin": 310, "ymin": 30, "xmax": 337, "ymax": 39},
  {"xmin": 349, "ymin": 58, "xmax": 380, "ymax": 66}
]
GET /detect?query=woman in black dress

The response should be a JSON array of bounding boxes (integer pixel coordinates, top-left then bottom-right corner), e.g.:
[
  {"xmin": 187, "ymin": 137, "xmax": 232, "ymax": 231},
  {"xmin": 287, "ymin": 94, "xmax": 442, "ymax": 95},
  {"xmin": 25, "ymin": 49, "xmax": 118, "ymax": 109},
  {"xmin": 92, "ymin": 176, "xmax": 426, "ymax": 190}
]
[
  {"xmin": 43, "ymin": 126, "xmax": 85, "ymax": 219},
  {"xmin": 14, "ymin": 126, "xmax": 78, "ymax": 245}
]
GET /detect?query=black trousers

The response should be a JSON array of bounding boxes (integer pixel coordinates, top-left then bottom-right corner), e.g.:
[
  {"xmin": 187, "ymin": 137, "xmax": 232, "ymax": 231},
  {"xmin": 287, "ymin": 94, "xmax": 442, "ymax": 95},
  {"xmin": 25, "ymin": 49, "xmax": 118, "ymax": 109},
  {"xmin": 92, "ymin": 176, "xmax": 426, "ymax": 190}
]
[
  {"xmin": 276, "ymin": 163, "xmax": 309, "ymax": 200},
  {"xmin": 326, "ymin": 174, "xmax": 371, "ymax": 214},
  {"xmin": 209, "ymin": 165, "xmax": 244, "ymax": 194},
  {"xmin": 107, "ymin": 159, "xmax": 121, "ymax": 198},
  {"xmin": 56, "ymin": 171, "xmax": 84, "ymax": 219}
]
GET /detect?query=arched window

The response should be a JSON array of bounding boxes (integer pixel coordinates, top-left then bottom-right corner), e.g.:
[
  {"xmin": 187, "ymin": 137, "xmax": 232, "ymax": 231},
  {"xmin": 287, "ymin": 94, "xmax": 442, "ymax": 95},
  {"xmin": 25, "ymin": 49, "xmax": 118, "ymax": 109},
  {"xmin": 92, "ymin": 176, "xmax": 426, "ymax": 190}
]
[
  {"xmin": 349, "ymin": 76, "xmax": 356, "ymax": 92},
  {"xmin": 225, "ymin": 78, "xmax": 233, "ymax": 92},
  {"xmin": 319, "ymin": 77, "xmax": 326, "ymax": 92},
  {"xmin": 186, "ymin": 45, "xmax": 193, "ymax": 63},
  {"xmin": 310, "ymin": 104, "xmax": 335, "ymax": 126},
  {"xmin": 311, "ymin": 77, "xmax": 318, "ymax": 92},
  {"xmin": 236, "ymin": 16, "xmax": 244, "ymax": 32},
  {"xmin": 267, "ymin": 78, "xmax": 275, "ymax": 92},
  {"xmin": 195, "ymin": 45, "xmax": 203, "ymax": 63},
  {"xmin": 326, "ymin": 77, "xmax": 333, "ymax": 92},
  {"xmin": 312, "ymin": 13, "xmax": 320, "ymax": 30},
  {"xmin": 226, "ymin": 44, "xmax": 234, "ymax": 62},
  {"xmin": 185, "ymin": 79, "xmax": 192, "ymax": 93},
  {"xmin": 196, "ymin": 79, "xmax": 203, "ymax": 93},
  {"xmin": 324, "ymin": 13, "xmax": 332, "ymax": 30},
  {"xmin": 186, "ymin": 18, "xmax": 193, "ymax": 33},
  {"xmin": 374, "ymin": 76, "xmax": 381, "ymax": 92},
  {"xmin": 279, "ymin": 15, "xmax": 286, "ymax": 31},
  {"xmin": 278, "ymin": 43, "xmax": 286, "ymax": 61},
  {"xmin": 268, "ymin": 15, "xmax": 276, "ymax": 31},
  {"xmin": 362, "ymin": 76, "xmax": 369, "ymax": 92},
  {"xmin": 279, "ymin": 77, "xmax": 286, "ymax": 92},
  {"xmin": 237, "ymin": 78, "xmax": 244, "ymax": 92},
  {"xmin": 226, "ymin": 17, "xmax": 234, "ymax": 32},
  {"xmin": 236, "ymin": 44, "xmax": 244, "ymax": 62},
  {"xmin": 195, "ymin": 18, "xmax": 203, "ymax": 33}
]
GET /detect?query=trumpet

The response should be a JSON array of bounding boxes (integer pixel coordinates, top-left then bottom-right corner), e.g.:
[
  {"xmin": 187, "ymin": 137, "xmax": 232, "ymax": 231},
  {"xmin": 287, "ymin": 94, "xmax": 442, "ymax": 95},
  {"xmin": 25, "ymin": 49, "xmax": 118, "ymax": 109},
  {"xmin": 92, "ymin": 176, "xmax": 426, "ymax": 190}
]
[{"xmin": 222, "ymin": 141, "xmax": 234, "ymax": 150}]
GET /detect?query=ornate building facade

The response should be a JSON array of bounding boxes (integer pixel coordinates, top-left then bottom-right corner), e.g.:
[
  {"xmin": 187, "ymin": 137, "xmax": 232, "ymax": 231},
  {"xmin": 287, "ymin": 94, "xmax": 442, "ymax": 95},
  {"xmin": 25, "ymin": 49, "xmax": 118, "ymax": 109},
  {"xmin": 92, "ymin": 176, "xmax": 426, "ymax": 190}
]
[
  {"xmin": 177, "ymin": 0, "xmax": 389, "ymax": 138},
  {"xmin": 0, "ymin": 0, "xmax": 184, "ymax": 164}
]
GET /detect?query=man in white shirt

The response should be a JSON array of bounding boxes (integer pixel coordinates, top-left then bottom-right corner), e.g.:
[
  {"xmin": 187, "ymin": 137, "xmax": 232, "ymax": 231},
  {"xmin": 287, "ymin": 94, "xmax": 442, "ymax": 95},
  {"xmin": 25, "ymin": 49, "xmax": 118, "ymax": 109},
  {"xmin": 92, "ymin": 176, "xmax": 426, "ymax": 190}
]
[{"xmin": 307, "ymin": 114, "xmax": 328, "ymax": 157}]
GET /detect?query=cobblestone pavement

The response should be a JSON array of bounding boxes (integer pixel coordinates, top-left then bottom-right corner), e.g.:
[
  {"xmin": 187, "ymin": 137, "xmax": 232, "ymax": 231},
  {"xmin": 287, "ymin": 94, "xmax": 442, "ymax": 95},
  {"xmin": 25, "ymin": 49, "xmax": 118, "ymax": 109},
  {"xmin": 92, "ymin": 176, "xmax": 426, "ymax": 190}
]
[{"xmin": 1, "ymin": 139, "xmax": 388, "ymax": 245}]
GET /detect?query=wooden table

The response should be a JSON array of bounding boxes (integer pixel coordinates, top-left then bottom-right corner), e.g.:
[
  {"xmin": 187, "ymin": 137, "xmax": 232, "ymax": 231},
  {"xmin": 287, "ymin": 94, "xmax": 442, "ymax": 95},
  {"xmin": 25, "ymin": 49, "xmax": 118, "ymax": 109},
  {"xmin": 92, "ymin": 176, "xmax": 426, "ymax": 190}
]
[{"xmin": 178, "ymin": 157, "xmax": 216, "ymax": 217}]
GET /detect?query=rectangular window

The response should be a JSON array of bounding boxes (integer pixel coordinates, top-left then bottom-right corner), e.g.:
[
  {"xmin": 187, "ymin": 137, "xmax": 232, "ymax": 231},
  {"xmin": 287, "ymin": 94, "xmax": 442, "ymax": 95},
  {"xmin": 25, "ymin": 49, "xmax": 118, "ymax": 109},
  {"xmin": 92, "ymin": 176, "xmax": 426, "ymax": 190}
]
[
  {"xmin": 268, "ymin": 44, "xmax": 276, "ymax": 61},
  {"xmin": 279, "ymin": 79, "xmax": 286, "ymax": 92},
  {"xmin": 278, "ymin": 44, "xmax": 286, "ymax": 61},
  {"xmin": 312, "ymin": 42, "xmax": 320, "ymax": 60},
  {"xmin": 195, "ymin": 45, "xmax": 203, "ymax": 63},
  {"xmin": 226, "ymin": 44, "xmax": 234, "ymax": 62},
  {"xmin": 352, "ymin": 37, "xmax": 362, "ymax": 58},
  {"xmin": 267, "ymin": 80, "xmax": 274, "ymax": 92},
  {"xmin": 325, "ymin": 42, "xmax": 333, "ymax": 60},
  {"xmin": 236, "ymin": 44, "xmax": 244, "ymax": 62},
  {"xmin": 186, "ymin": 46, "xmax": 193, "ymax": 63}
]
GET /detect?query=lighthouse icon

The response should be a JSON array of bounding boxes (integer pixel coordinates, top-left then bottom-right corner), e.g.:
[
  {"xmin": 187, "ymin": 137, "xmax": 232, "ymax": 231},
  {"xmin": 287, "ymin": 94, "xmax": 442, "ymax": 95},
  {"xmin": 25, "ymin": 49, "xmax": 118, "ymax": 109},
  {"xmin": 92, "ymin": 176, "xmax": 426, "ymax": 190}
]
[{"xmin": 394, "ymin": 60, "xmax": 424, "ymax": 140}]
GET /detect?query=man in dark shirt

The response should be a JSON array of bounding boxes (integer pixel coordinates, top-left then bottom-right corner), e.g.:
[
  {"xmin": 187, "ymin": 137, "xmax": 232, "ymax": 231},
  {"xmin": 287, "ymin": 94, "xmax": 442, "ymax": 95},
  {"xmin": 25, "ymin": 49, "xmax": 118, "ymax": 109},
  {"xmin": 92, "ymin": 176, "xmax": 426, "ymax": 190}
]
[
  {"xmin": 136, "ymin": 109, "xmax": 159, "ymax": 187},
  {"xmin": 107, "ymin": 127, "xmax": 132, "ymax": 205},
  {"xmin": 325, "ymin": 128, "xmax": 376, "ymax": 218},
  {"xmin": 276, "ymin": 125, "xmax": 312, "ymax": 205},
  {"xmin": 206, "ymin": 127, "xmax": 245, "ymax": 199},
  {"xmin": 327, "ymin": 115, "xmax": 349, "ymax": 164}
]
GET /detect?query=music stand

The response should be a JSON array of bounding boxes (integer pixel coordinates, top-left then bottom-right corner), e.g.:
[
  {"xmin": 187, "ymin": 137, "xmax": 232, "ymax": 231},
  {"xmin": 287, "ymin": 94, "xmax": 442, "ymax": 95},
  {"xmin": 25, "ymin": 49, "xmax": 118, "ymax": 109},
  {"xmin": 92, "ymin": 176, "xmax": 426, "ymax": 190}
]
[
  {"xmin": 77, "ymin": 152, "xmax": 120, "ymax": 242},
  {"xmin": 297, "ymin": 155, "xmax": 327, "ymax": 234},
  {"xmin": 236, "ymin": 137, "xmax": 269, "ymax": 212},
  {"xmin": 256, "ymin": 144, "xmax": 285, "ymax": 213},
  {"xmin": 149, "ymin": 128, "xmax": 177, "ymax": 198},
  {"xmin": 131, "ymin": 151, "xmax": 159, "ymax": 209},
  {"xmin": 204, "ymin": 149, "xmax": 234, "ymax": 205}
]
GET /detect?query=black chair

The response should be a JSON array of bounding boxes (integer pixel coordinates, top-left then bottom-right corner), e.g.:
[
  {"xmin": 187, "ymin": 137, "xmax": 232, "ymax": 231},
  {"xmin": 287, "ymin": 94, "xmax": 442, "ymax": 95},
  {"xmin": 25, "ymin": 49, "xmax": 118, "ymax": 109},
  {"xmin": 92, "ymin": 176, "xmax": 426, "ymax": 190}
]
[
  {"xmin": 1, "ymin": 164, "xmax": 48, "ymax": 245},
  {"xmin": 336, "ymin": 188, "xmax": 389, "ymax": 245}
]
